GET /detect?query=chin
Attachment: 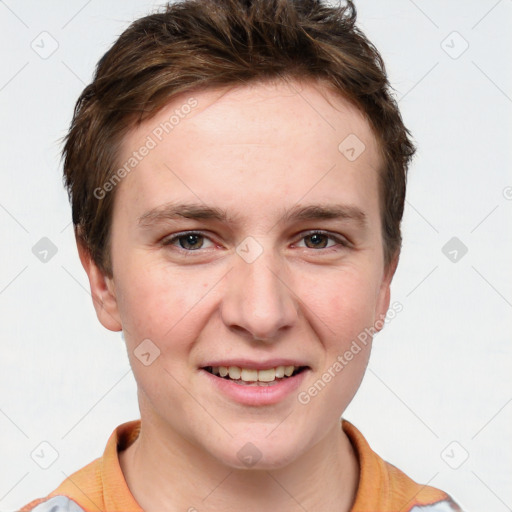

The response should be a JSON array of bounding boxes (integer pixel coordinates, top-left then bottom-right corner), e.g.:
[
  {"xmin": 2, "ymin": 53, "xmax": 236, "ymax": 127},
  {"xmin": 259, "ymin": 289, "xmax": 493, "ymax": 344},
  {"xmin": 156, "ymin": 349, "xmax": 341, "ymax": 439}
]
[{"xmin": 208, "ymin": 432, "xmax": 303, "ymax": 471}]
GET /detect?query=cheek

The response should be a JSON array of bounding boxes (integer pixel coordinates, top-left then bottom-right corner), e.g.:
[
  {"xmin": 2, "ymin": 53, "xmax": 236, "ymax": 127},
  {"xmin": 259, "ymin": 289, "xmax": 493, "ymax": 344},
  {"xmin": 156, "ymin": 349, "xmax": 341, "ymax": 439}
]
[
  {"xmin": 115, "ymin": 262, "xmax": 184, "ymax": 341},
  {"xmin": 115, "ymin": 259, "xmax": 220, "ymax": 368},
  {"xmin": 304, "ymin": 273, "xmax": 376, "ymax": 411},
  {"xmin": 304, "ymin": 266, "xmax": 379, "ymax": 342}
]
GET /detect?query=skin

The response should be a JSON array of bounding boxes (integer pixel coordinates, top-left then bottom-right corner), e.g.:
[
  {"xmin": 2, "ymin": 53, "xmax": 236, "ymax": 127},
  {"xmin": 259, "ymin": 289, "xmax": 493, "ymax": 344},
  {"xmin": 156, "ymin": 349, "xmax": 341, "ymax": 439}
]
[{"xmin": 78, "ymin": 78, "xmax": 398, "ymax": 512}]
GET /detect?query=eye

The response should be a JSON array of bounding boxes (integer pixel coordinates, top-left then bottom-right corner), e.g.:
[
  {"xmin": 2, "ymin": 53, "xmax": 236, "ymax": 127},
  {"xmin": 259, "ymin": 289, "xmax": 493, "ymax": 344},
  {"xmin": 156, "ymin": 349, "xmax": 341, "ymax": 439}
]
[
  {"xmin": 161, "ymin": 230, "xmax": 349, "ymax": 255},
  {"xmin": 295, "ymin": 230, "xmax": 349, "ymax": 252},
  {"xmin": 162, "ymin": 231, "xmax": 214, "ymax": 251}
]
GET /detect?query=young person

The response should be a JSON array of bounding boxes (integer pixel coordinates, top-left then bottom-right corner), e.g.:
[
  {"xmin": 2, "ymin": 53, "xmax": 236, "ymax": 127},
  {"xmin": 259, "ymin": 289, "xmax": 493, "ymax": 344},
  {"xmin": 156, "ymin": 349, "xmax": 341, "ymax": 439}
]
[{"xmin": 21, "ymin": 0, "xmax": 463, "ymax": 510}]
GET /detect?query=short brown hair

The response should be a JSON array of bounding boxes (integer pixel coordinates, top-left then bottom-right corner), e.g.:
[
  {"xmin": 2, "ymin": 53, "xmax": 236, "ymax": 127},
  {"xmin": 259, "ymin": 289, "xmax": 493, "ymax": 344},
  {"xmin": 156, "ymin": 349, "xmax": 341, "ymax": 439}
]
[{"xmin": 63, "ymin": 0, "xmax": 415, "ymax": 278}]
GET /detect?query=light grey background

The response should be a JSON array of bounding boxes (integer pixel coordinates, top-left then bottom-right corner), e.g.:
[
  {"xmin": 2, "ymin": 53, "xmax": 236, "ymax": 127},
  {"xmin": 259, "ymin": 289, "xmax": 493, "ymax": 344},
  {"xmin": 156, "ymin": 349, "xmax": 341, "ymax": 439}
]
[{"xmin": 1, "ymin": 1, "xmax": 511, "ymax": 510}]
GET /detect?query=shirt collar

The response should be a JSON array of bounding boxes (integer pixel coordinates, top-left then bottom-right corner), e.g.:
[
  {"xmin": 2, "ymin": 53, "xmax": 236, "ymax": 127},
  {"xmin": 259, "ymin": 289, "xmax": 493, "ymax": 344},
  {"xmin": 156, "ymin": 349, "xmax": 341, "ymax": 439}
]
[{"xmin": 101, "ymin": 418, "xmax": 384, "ymax": 511}]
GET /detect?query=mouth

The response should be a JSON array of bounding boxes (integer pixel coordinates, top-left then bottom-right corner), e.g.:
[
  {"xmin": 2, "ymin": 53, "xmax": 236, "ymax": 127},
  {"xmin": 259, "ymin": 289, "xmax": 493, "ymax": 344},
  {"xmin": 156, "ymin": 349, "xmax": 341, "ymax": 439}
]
[{"xmin": 201, "ymin": 365, "xmax": 309, "ymax": 386}]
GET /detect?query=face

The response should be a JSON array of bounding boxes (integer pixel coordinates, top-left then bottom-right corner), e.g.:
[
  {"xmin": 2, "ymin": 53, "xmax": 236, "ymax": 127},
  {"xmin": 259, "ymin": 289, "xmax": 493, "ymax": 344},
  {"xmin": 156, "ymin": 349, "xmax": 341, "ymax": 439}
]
[{"xmin": 81, "ymin": 79, "xmax": 396, "ymax": 469}]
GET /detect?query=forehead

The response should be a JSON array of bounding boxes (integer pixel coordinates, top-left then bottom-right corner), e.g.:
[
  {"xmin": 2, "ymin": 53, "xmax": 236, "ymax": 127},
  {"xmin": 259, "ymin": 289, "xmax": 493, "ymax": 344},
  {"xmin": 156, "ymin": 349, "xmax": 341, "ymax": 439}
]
[{"xmin": 114, "ymin": 79, "xmax": 383, "ymax": 228}]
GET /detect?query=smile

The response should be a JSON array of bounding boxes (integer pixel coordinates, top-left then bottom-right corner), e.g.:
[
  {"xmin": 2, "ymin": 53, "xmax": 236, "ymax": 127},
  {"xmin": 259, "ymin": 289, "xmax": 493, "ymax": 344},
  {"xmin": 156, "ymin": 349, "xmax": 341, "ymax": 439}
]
[{"xmin": 203, "ymin": 365, "xmax": 308, "ymax": 385}]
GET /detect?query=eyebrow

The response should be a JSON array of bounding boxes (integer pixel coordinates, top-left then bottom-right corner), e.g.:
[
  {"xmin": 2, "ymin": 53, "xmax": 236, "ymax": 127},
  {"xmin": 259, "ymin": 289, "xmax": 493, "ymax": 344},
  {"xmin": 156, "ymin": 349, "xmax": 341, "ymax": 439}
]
[{"xmin": 137, "ymin": 201, "xmax": 367, "ymax": 229}]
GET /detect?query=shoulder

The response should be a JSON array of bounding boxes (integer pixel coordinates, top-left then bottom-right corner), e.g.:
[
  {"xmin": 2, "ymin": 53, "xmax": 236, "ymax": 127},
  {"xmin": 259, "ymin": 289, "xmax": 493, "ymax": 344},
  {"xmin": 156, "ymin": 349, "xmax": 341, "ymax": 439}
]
[
  {"xmin": 341, "ymin": 420, "xmax": 464, "ymax": 511},
  {"xmin": 385, "ymin": 461, "xmax": 463, "ymax": 511},
  {"xmin": 409, "ymin": 501, "xmax": 463, "ymax": 512},
  {"xmin": 18, "ymin": 457, "xmax": 101, "ymax": 512},
  {"xmin": 18, "ymin": 495, "xmax": 86, "ymax": 512},
  {"xmin": 18, "ymin": 420, "xmax": 141, "ymax": 512}
]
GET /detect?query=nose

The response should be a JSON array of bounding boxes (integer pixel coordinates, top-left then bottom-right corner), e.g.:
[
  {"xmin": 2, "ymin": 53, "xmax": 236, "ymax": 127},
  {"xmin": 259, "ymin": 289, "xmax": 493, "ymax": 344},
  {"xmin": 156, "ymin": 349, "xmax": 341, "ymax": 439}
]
[{"xmin": 220, "ymin": 245, "xmax": 299, "ymax": 342}]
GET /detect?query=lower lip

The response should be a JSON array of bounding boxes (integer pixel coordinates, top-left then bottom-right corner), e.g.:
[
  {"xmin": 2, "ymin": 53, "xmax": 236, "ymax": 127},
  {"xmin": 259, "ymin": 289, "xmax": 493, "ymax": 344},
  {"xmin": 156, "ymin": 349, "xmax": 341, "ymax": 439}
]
[{"xmin": 200, "ymin": 368, "xmax": 309, "ymax": 406}]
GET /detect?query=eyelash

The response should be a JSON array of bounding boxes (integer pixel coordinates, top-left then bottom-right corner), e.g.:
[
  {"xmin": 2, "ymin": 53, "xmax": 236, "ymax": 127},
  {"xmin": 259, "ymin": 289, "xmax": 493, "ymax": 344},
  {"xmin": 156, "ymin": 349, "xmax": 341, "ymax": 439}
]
[{"xmin": 161, "ymin": 230, "xmax": 350, "ymax": 255}]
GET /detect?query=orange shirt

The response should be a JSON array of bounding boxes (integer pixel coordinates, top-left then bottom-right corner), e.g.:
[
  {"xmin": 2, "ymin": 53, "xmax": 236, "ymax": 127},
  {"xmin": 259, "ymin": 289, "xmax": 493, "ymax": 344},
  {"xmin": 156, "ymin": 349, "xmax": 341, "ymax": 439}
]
[{"xmin": 20, "ymin": 419, "xmax": 462, "ymax": 512}]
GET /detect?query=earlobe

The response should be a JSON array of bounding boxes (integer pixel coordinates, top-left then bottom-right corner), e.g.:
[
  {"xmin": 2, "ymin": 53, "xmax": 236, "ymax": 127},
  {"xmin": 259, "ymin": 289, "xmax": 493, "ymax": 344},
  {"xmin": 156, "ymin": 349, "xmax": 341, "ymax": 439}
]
[
  {"xmin": 375, "ymin": 251, "xmax": 399, "ymax": 333},
  {"xmin": 375, "ymin": 288, "xmax": 391, "ymax": 333},
  {"xmin": 76, "ymin": 233, "xmax": 122, "ymax": 332}
]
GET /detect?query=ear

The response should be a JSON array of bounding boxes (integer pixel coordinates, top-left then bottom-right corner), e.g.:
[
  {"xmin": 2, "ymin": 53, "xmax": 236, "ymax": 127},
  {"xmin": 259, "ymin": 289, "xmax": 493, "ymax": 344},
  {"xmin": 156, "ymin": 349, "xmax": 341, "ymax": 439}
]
[
  {"xmin": 374, "ymin": 250, "xmax": 399, "ymax": 333},
  {"xmin": 76, "ymin": 232, "xmax": 122, "ymax": 332}
]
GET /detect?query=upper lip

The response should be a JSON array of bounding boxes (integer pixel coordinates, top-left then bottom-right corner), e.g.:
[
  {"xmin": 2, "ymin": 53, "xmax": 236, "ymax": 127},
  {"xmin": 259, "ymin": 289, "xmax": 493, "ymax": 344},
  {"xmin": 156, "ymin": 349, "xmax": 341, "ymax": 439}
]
[{"xmin": 200, "ymin": 359, "xmax": 310, "ymax": 370}]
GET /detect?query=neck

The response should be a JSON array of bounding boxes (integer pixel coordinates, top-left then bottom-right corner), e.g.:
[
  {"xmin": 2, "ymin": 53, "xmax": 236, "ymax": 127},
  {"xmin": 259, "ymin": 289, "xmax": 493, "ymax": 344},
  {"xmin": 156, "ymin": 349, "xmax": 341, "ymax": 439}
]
[{"xmin": 119, "ymin": 416, "xmax": 359, "ymax": 512}]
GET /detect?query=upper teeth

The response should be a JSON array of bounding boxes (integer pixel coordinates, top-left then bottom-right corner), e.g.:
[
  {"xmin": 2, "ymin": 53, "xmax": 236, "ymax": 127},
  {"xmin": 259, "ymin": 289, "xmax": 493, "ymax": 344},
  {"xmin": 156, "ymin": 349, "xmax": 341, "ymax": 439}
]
[{"xmin": 212, "ymin": 365, "xmax": 297, "ymax": 382}]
